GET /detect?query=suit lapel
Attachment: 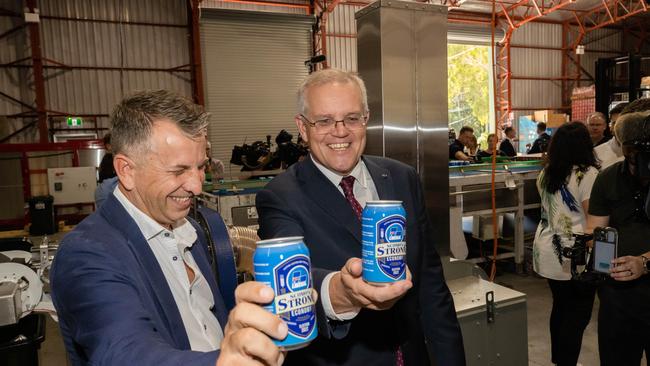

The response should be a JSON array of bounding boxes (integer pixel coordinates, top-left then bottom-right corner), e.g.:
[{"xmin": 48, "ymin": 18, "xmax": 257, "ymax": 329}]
[
  {"xmin": 298, "ymin": 157, "xmax": 362, "ymax": 243},
  {"xmin": 363, "ymin": 156, "xmax": 396, "ymax": 200},
  {"xmin": 100, "ymin": 194, "xmax": 191, "ymax": 349}
]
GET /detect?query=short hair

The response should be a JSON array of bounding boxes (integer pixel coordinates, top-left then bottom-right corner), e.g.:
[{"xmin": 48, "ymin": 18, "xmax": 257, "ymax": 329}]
[
  {"xmin": 297, "ymin": 69, "xmax": 368, "ymax": 115},
  {"xmin": 459, "ymin": 126, "xmax": 474, "ymax": 135},
  {"xmin": 614, "ymin": 111, "xmax": 650, "ymax": 145},
  {"xmin": 609, "ymin": 102, "xmax": 628, "ymax": 117},
  {"xmin": 621, "ymin": 98, "xmax": 650, "ymax": 115},
  {"xmin": 587, "ymin": 112, "xmax": 606, "ymax": 124},
  {"xmin": 110, "ymin": 90, "xmax": 209, "ymax": 157},
  {"xmin": 504, "ymin": 126, "xmax": 514, "ymax": 134},
  {"xmin": 103, "ymin": 133, "xmax": 111, "ymax": 146},
  {"xmin": 537, "ymin": 122, "xmax": 547, "ymax": 131}
]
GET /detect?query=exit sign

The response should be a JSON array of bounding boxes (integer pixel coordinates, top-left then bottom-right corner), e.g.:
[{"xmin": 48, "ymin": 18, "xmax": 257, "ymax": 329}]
[{"xmin": 66, "ymin": 117, "xmax": 83, "ymax": 127}]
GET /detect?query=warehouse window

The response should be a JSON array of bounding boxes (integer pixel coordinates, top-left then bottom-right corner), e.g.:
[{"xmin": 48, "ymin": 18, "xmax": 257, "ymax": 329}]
[{"xmin": 448, "ymin": 44, "xmax": 495, "ymax": 146}]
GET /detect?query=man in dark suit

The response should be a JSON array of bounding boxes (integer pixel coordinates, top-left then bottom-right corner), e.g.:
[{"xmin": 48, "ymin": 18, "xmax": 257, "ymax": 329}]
[
  {"xmin": 51, "ymin": 90, "xmax": 288, "ymax": 366},
  {"xmin": 527, "ymin": 122, "xmax": 551, "ymax": 154},
  {"xmin": 256, "ymin": 69, "xmax": 465, "ymax": 366},
  {"xmin": 499, "ymin": 126, "xmax": 517, "ymax": 157}
]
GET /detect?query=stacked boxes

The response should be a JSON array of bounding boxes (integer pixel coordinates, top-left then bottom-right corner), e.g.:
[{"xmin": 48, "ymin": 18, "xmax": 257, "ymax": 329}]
[{"xmin": 571, "ymin": 85, "xmax": 595, "ymax": 122}]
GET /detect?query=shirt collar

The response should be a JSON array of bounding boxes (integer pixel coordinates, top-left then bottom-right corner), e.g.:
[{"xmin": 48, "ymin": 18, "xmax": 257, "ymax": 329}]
[
  {"xmin": 310, "ymin": 155, "xmax": 370, "ymax": 190},
  {"xmin": 113, "ymin": 185, "xmax": 196, "ymax": 246}
]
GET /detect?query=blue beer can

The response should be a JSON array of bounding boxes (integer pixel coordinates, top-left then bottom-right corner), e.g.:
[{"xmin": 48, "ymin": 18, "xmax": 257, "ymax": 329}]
[
  {"xmin": 361, "ymin": 201, "xmax": 407, "ymax": 285},
  {"xmin": 253, "ymin": 236, "xmax": 317, "ymax": 350}
]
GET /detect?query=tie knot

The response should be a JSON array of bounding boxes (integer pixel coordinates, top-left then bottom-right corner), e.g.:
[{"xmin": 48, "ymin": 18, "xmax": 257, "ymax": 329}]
[{"xmin": 340, "ymin": 176, "xmax": 356, "ymax": 193}]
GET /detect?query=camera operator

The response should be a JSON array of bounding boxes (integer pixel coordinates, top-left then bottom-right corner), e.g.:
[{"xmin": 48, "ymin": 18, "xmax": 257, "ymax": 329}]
[{"xmin": 587, "ymin": 110, "xmax": 650, "ymax": 366}]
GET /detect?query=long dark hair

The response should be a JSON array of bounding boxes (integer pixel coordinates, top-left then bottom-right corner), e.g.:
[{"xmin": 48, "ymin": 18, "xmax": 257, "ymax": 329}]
[{"xmin": 541, "ymin": 122, "xmax": 599, "ymax": 193}]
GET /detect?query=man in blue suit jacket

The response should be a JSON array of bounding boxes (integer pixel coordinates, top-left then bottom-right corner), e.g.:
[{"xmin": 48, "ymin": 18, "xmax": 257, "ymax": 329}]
[
  {"xmin": 51, "ymin": 90, "xmax": 287, "ymax": 366},
  {"xmin": 256, "ymin": 70, "xmax": 465, "ymax": 365}
]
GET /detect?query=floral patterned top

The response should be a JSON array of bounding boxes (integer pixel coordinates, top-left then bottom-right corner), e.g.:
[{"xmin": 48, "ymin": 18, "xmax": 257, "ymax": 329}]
[{"xmin": 533, "ymin": 166, "xmax": 598, "ymax": 280}]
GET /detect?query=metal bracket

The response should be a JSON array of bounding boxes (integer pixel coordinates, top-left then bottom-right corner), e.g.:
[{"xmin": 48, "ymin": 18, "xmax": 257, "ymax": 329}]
[{"xmin": 486, "ymin": 291, "xmax": 495, "ymax": 323}]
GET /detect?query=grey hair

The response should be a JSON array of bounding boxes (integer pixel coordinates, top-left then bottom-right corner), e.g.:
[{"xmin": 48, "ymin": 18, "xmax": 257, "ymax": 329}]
[
  {"xmin": 587, "ymin": 112, "xmax": 606, "ymax": 124},
  {"xmin": 297, "ymin": 69, "xmax": 369, "ymax": 115},
  {"xmin": 614, "ymin": 111, "xmax": 650, "ymax": 145},
  {"xmin": 110, "ymin": 90, "xmax": 209, "ymax": 157}
]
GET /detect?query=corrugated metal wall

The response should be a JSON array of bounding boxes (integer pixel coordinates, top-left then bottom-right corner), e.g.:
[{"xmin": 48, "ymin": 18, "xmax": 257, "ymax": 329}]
[
  {"xmin": 510, "ymin": 23, "xmax": 563, "ymax": 122},
  {"xmin": 201, "ymin": 0, "xmax": 309, "ymax": 15},
  {"xmin": 0, "ymin": 0, "xmax": 192, "ymax": 143},
  {"xmin": 326, "ymin": 4, "xmax": 362, "ymax": 71}
]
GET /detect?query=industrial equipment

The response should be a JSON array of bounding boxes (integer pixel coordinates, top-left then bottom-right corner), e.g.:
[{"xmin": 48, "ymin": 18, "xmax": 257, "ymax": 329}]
[
  {"xmin": 230, "ymin": 129, "xmax": 308, "ymax": 172},
  {"xmin": 355, "ymin": 1, "xmax": 530, "ymax": 364}
]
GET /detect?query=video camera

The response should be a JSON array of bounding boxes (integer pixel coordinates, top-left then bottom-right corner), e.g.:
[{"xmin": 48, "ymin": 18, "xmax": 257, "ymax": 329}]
[{"xmin": 560, "ymin": 233, "xmax": 606, "ymax": 284}]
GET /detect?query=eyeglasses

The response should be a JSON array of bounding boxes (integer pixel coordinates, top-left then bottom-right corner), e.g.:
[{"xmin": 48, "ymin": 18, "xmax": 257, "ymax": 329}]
[{"xmin": 299, "ymin": 113, "xmax": 368, "ymax": 133}]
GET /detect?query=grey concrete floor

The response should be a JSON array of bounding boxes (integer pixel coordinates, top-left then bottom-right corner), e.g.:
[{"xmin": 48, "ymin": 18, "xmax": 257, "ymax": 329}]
[{"xmin": 35, "ymin": 270, "xmax": 646, "ymax": 365}]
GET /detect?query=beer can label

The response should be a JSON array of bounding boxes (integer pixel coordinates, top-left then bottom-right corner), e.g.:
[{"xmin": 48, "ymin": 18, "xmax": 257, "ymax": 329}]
[{"xmin": 254, "ymin": 237, "xmax": 317, "ymax": 350}]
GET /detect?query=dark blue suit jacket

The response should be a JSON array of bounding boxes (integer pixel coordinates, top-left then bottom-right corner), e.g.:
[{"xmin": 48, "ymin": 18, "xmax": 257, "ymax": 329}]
[
  {"xmin": 256, "ymin": 156, "xmax": 465, "ymax": 366},
  {"xmin": 50, "ymin": 193, "xmax": 228, "ymax": 366}
]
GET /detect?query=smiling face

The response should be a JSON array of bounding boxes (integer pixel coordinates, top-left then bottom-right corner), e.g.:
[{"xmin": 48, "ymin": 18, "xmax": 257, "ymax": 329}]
[
  {"xmin": 116, "ymin": 119, "xmax": 207, "ymax": 228},
  {"xmin": 296, "ymin": 81, "xmax": 367, "ymax": 176}
]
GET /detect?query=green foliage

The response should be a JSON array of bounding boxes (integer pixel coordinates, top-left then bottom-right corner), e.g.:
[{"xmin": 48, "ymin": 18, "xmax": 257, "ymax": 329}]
[{"xmin": 448, "ymin": 44, "xmax": 491, "ymax": 146}]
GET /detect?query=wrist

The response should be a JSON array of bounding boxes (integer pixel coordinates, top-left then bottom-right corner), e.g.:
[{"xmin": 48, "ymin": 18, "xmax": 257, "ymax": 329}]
[
  {"xmin": 641, "ymin": 255, "xmax": 649, "ymax": 275},
  {"xmin": 329, "ymin": 273, "xmax": 356, "ymax": 314}
]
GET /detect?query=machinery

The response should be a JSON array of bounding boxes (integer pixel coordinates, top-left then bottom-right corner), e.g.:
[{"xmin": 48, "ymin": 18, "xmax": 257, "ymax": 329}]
[
  {"xmin": 230, "ymin": 129, "xmax": 308, "ymax": 172},
  {"xmin": 355, "ymin": 2, "xmax": 529, "ymax": 364},
  {"xmin": 0, "ymin": 237, "xmax": 56, "ymax": 327}
]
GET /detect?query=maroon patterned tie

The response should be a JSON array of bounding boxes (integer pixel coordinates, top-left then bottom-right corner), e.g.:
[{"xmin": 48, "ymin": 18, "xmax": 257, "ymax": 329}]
[
  {"xmin": 339, "ymin": 176, "xmax": 363, "ymax": 220},
  {"xmin": 339, "ymin": 176, "xmax": 404, "ymax": 366}
]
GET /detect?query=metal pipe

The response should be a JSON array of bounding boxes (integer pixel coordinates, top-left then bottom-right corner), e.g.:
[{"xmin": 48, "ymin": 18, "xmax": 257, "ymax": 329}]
[
  {"xmin": 39, "ymin": 15, "xmax": 188, "ymax": 28},
  {"xmin": 0, "ymin": 64, "xmax": 191, "ymax": 72},
  {"xmin": 187, "ymin": 0, "xmax": 205, "ymax": 105},
  {"xmin": 26, "ymin": 0, "xmax": 48, "ymax": 143}
]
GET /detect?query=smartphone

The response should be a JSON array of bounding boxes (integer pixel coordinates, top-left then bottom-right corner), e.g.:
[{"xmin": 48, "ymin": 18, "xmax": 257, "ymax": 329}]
[{"xmin": 593, "ymin": 227, "xmax": 618, "ymax": 274}]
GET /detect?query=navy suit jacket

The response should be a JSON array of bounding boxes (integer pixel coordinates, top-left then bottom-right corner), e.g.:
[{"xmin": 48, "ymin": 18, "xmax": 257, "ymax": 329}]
[
  {"xmin": 50, "ymin": 193, "xmax": 228, "ymax": 366},
  {"xmin": 256, "ymin": 156, "xmax": 465, "ymax": 366}
]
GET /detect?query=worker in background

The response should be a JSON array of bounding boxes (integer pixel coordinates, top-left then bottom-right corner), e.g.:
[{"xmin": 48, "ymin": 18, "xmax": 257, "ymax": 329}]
[
  {"xmin": 256, "ymin": 69, "xmax": 465, "ymax": 366},
  {"xmin": 95, "ymin": 133, "xmax": 119, "ymax": 208},
  {"xmin": 587, "ymin": 111, "xmax": 650, "ymax": 366},
  {"xmin": 594, "ymin": 103, "xmax": 628, "ymax": 170},
  {"xmin": 449, "ymin": 126, "xmax": 475, "ymax": 161},
  {"xmin": 499, "ymin": 126, "xmax": 517, "ymax": 157},
  {"xmin": 98, "ymin": 133, "xmax": 116, "ymax": 182},
  {"xmin": 477, "ymin": 133, "xmax": 505, "ymax": 160},
  {"xmin": 51, "ymin": 90, "xmax": 288, "ymax": 366},
  {"xmin": 532, "ymin": 123, "xmax": 599, "ymax": 366},
  {"xmin": 527, "ymin": 122, "xmax": 551, "ymax": 154},
  {"xmin": 205, "ymin": 141, "xmax": 225, "ymax": 181},
  {"xmin": 586, "ymin": 112, "xmax": 611, "ymax": 147}
]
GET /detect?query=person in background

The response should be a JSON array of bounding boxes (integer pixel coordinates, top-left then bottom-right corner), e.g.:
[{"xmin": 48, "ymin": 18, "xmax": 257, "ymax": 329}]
[
  {"xmin": 588, "ymin": 111, "xmax": 650, "ymax": 366},
  {"xmin": 205, "ymin": 141, "xmax": 225, "ymax": 181},
  {"xmin": 477, "ymin": 133, "xmax": 505, "ymax": 160},
  {"xmin": 594, "ymin": 103, "xmax": 628, "ymax": 170},
  {"xmin": 449, "ymin": 126, "xmax": 475, "ymax": 161},
  {"xmin": 527, "ymin": 122, "xmax": 551, "ymax": 154},
  {"xmin": 95, "ymin": 133, "xmax": 119, "ymax": 208},
  {"xmin": 98, "ymin": 133, "xmax": 116, "ymax": 183},
  {"xmin": 257, "ymin": 69, "xmax": 465, "ymax": 366},
  {"xmin": 587, "ymin": 112, "xmax": 611, "ymax": 147},
  {"xmin": 533, "ymin": 122, "xmax": 600, "ymax": 366},
  {"xmin": 499, "ymin": 126, "xmax": 517, "ymax": 157},
  {"xmin": 621, "ymin": 97, "xmax": 650, "ymax": 115},
  {"xmin": 52, "ymin": 90, "xmax": 288, "ymax": 366},
  {"xmin": 608, "ymin": 102, "xmax": 628, "ymax": 129}
]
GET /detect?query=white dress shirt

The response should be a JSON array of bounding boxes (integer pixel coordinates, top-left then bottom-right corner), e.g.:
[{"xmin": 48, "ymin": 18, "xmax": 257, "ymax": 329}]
[
  {"xmin": 594, "ymin": 138, "xmax": 624, "ymax": 170},
  {"xmin": 114, "ymin": 187, "xmax": 224, "ymax": 351},
  {"xmin": 311, "ymin": 156, "xmax": 379, "ymax": 321}
]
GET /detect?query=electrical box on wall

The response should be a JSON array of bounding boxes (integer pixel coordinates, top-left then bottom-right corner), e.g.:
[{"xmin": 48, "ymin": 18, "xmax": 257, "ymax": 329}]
[{"xmin": 47, "ymin": 167, "xmax": 97, "ymax": 205}]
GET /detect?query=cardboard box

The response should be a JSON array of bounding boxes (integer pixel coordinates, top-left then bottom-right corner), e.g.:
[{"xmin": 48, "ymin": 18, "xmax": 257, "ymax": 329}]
[
  {"xmin": 533, "ymin": 110, "xmax": 567, "ymax": 127},
  {"xmin": 533, "ymin": 110, "xmax": 553, "ymax": 122}
]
